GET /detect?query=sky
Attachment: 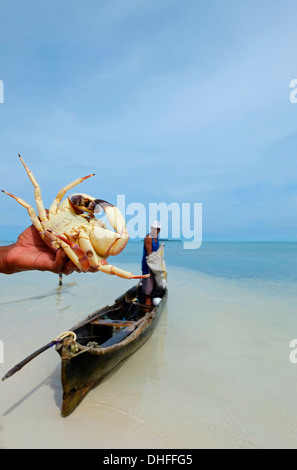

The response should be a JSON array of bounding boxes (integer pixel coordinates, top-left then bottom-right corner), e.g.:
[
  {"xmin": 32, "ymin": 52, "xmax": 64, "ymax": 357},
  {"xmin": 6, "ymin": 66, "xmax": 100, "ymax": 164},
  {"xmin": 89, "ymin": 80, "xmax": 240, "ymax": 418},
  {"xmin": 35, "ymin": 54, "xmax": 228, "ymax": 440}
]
[{"xmin": 1, "ymin": 0, "xmax": 297, "ymax": 241}]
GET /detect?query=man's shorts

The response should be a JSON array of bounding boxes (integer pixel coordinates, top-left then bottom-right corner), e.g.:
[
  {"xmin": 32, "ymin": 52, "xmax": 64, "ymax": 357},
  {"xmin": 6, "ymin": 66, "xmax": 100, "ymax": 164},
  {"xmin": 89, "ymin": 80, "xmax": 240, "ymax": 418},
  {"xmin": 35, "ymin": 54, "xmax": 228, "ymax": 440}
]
[{"xmin": 142, "ymin": 273, "xmax": 155, "ymax": 295}]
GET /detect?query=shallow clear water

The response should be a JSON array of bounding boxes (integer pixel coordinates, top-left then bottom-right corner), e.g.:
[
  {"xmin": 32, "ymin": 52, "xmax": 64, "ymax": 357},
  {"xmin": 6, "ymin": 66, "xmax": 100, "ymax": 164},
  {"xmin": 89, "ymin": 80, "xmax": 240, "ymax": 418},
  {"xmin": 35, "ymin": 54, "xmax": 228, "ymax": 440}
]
[
  {"xmin": 118, "ymin": 240, "xmax": 297, "ymax": 281},
  {"xmin": 0, "ymin": 241, "xmax": 297, "ymax": 449}
]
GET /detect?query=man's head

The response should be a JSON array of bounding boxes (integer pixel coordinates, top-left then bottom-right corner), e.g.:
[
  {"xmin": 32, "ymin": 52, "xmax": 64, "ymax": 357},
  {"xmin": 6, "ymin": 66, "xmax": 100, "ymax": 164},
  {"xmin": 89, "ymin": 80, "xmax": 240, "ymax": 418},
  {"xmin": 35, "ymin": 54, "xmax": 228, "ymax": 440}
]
[{"xmin": 151, "ymin": 220, "xmax": 162, "ymax": 236}]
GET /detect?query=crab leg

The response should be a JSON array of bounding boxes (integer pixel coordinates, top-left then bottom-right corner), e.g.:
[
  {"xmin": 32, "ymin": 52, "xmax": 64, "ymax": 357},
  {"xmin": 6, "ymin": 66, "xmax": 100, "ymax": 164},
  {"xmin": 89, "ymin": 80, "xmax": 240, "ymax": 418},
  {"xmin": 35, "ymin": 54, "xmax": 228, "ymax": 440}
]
[
  {"xmin": 18, "ymin": 155, "xmax": 47, "ymax": 223},
  {"xmin": 49, "ymin": 174, "xmax": 95, "ymax": 215},
  {"xmin": 47, "ymin": 231, "xmax": 90, "ymax": 272},
  {"xmin": 98, "ymin": 262, "xmax": 150, "ymax": 280},
  {"xmin": 1, "ymin": 190, "xmax": 43, "ymax": 233},
  {"xmin": 77, "ymin": 228, "xmax": 105, "ymax": 268}
]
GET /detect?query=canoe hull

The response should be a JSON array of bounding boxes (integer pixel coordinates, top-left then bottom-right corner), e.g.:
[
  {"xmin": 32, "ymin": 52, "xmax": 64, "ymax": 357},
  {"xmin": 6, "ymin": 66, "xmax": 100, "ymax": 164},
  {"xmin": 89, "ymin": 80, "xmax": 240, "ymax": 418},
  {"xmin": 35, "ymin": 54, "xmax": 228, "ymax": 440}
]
[{"xmin": 57, "ymin": 286, "xmax": 167, "ymax": 416}]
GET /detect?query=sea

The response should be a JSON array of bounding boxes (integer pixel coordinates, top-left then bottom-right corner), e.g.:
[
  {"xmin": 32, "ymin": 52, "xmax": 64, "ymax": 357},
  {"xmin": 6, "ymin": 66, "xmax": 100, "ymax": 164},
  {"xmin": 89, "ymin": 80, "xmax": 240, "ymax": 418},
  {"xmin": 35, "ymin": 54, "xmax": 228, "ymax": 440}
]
[{"xmin": 0, "ymin": 240, "xmax": 297, "ymax": 449}]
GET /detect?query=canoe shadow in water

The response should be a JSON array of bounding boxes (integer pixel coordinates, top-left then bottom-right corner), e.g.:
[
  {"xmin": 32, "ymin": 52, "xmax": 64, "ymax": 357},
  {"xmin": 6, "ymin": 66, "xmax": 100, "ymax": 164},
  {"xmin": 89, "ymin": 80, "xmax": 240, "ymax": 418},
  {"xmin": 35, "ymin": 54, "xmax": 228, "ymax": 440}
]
[
  {"xmin": 0, "ymin": 283, "xmax": 77, "ymax": 306},
  {"xmin": 2, "ymin": 357, "xmax": 140, "ymax": 418},
  {"xmin": 2, "ymin": 365, "xmax": 63, "ymax": 417}
]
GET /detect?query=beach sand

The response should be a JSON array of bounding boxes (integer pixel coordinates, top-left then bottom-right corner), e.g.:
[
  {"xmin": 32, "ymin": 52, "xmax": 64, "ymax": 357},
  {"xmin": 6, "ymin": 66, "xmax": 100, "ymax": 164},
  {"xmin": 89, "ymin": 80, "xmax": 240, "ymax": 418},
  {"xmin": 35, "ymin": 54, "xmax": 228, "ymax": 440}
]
[{"xmin": 1, "ymin": 262, "xmax": 297, "ymax": 449}]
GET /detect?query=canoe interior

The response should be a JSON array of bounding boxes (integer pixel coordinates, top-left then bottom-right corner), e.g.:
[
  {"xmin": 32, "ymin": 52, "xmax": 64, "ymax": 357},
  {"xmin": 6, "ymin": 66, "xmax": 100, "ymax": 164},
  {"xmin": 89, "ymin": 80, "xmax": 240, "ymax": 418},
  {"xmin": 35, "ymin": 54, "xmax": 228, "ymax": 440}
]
[
  {"xmin": 70, "ymin": 283, "xmax": 165, "ymax": 348},
  {"xmin": 75, "ymin": 301, "xmax": 146, "ymax": 348}
]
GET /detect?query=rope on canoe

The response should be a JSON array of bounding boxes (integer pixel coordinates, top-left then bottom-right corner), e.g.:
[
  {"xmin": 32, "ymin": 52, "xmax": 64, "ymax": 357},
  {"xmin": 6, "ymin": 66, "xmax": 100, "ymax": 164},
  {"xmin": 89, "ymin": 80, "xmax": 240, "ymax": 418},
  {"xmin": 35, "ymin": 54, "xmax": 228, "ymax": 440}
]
[{"xmin": 51, "ymin": 331, "xmax": 77, "ymax": 347}]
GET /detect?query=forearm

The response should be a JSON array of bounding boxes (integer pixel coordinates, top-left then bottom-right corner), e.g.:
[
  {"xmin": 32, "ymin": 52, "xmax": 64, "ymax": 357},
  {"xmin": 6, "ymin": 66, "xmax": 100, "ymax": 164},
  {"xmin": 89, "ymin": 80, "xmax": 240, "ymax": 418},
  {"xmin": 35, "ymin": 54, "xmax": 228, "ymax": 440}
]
[
  {"xmin": 0, "ymin": 244, "xmax": 18, "ymax": 274},
  {"xmin": 144, "ymin": 237, "xmax": 152, "ymax": 255}
]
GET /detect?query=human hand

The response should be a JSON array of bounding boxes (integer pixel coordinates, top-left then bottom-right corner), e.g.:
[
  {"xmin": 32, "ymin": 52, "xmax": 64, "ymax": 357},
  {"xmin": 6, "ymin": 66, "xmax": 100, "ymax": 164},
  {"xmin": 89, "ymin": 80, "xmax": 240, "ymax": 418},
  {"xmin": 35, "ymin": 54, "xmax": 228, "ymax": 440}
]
[{"xmin": 1, "ymin": 225, "xmax": 77, "ymax": 275}]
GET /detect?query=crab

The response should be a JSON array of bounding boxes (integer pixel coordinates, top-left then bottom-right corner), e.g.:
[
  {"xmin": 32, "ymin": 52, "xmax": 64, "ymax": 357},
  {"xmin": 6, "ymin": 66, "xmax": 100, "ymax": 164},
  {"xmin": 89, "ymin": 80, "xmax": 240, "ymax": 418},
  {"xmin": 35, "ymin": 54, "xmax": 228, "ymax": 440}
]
[{"xmin": 2, "ymin": 155, "xmax": 148, "ymax": 279}]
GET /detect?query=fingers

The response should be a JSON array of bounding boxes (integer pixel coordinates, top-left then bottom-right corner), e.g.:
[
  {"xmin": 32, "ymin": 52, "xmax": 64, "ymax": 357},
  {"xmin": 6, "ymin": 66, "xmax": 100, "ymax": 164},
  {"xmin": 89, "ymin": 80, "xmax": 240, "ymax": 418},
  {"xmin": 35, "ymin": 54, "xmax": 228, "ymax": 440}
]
[
  {"xmin": 51, "ymin": 249, "xmax": 66, "ymax": 274},
  {"xmin": 62, "ymin": 258, "xmax": 78, "ymax": 275},
  {"xmin": 89, "ymin": 267, "xmax": 99, "ymax": 273},
  {"xmin": 54, "ymin": 248, "xmax": 98, "ymax": 275},
  {"xmin": 53, "ymin": 249, "xmax": 76, "ymax": 275}
]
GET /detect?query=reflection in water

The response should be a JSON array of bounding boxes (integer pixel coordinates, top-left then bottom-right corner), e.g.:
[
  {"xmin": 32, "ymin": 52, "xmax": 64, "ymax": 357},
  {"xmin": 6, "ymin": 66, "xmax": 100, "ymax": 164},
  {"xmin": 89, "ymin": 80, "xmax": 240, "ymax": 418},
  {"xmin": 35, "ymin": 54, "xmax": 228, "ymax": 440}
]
[
  {"xmin": 55, "ymin": 283, "xmax": 77, "ymax": 314},
  {"xmin": 0, "ymin": 282, "xmax": 77, "ymax": 306}
]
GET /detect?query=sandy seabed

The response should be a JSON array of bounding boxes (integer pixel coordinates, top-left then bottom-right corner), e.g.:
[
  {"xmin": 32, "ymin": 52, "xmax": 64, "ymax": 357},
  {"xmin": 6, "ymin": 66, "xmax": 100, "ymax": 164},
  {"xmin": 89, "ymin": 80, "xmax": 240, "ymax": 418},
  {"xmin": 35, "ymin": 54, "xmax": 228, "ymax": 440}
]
[{"xmin": 1, "ymin": 262, "xmax": 297, "ymax": 449}]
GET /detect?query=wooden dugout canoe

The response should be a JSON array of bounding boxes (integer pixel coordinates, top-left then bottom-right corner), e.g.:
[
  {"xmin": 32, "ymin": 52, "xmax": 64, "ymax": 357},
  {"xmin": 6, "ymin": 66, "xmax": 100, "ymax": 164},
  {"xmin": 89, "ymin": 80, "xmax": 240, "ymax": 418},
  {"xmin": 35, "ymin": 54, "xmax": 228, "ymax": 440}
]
[{"xmin": 55, "ymin": 284, "xmax": 167, "ymax": 417}]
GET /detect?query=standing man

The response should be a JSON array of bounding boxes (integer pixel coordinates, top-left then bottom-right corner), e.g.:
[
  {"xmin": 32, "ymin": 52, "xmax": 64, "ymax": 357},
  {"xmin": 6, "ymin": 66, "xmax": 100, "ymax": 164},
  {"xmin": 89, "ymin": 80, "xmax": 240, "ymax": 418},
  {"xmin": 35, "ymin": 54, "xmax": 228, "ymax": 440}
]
[{"xmin": 142, "ymin": 220, "xmax": 162, "ymax": 306}]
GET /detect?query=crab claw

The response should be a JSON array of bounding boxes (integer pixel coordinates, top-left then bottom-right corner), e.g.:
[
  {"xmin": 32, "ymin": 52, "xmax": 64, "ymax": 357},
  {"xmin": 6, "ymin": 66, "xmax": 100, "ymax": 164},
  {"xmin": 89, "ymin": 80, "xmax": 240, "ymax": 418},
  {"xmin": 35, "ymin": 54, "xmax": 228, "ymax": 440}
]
[
  {"xmin": 100, "ymin": 204, "xmax": 129, "ymax": 255},
  {"xmin": 68, "ymin": 194, "xmax": 130, "ymax": 256},
  {"xmin": 69, "ymin": 194, "xmax": 101, "ymax": 215},
  {"xmin": 89, "ymin": 205, "xmax": 129, "ymax": 256}
]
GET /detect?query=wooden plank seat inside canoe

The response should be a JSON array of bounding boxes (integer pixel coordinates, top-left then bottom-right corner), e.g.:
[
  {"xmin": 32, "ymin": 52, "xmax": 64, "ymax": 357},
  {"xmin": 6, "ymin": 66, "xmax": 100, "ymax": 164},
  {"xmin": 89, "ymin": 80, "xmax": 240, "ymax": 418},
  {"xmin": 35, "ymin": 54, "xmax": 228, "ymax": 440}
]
[{"xmin": 91, "ymin": 319, "xmax": 136, "ymax": 328}]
